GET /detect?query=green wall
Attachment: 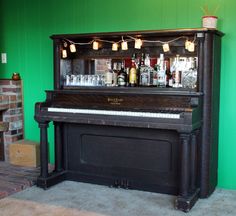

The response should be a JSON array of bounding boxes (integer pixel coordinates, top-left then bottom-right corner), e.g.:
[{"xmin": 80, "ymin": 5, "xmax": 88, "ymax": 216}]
[{"xmin": 0, "ymin": 0, "xmax": 235, "ymax": 189}]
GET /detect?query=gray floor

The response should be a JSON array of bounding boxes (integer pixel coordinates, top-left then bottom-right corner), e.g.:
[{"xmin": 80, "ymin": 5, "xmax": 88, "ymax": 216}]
[{"xmin": 0, "ymin": 181, "xmax": 236, "ymax": 216}]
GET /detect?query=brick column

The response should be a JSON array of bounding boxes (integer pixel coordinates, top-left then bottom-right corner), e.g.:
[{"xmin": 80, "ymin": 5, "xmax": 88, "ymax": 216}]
[{"xmin": 0, "ymin": 79, "xmax": 24, "ymax": 161}]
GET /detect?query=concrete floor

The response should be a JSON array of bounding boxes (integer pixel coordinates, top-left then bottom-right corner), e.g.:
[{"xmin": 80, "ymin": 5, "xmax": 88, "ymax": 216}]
[{"xmin": 0, "ymin": 181, "xmax": 236, "ymax": 216}]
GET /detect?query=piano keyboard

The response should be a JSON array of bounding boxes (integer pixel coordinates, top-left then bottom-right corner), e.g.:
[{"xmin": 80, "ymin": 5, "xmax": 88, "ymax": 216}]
[{"xmin": 48, "ymin": 107, "xmax": 181, "ymax": 119}]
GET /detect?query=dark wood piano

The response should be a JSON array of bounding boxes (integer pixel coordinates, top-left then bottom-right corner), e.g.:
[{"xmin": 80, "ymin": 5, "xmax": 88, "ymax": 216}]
[{"xmin": 34, "ymin": 28, "xmax": 223, "ymax": 212}]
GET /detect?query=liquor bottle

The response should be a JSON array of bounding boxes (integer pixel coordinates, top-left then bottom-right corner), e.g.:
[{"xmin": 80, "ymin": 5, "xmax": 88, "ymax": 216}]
[
  {"xmin": 165, "ymin": 57, "xmax": 172, "ymax": 87},
  {"xmin": 157, "ymin": 53, "xmax": 166, "ymax": 87},
  {"xmin": 126, "ymin": 67, "xmax": 130, "ymax": 86},
  {"xmin": 105, "ymin": 61, "xmax": 113, "ymax": 87},
  {"xmin": 172, "ymin": 55, "xmax": 182, "ymax": 88},
  {"xmin": 129, "ymin": 54, "xmax": 138, "ymax": 87},
  {"xmin": 170, "ymin": 57, "xmax": 176, "ymax": 86},
  {"xmin": 153, "ymin": 71, "xmax": 158, "ymax": 86},
  {"xmin": 139, "ymin": 53, "xmax": 149, "ymax": 86},
  {"xmin": 153, "ymin": 58, "xmax": 159, "ymax": 86},
  {"xmin": 139, "ymin": 53, "xmax": 154, "ymax": 86},
  {"xmin": 112, "ymin": 62, "xmax": 118, "ymax": 86},
  {"xmin": 117, "ymin": 62, "xmax": 127, "ymax": 87},
  {"xmin": 135, "ymin": 54, "xmax": 140, "ymax": 85},
  {"xmin": 146, "ymin": 54, "xmax": 154, "ymax": 86}
]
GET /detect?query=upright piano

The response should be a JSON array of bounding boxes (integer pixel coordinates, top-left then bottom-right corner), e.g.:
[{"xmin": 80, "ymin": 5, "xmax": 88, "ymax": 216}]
[{"xmin": 34, "ymin": 28, "xmax": 223, "ymax": 212}]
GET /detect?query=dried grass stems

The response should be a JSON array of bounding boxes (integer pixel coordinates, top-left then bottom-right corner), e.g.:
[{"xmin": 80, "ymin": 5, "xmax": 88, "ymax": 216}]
[{"xmin": 200, "ymin": 4, "xmax": 220, "ymax": 16}]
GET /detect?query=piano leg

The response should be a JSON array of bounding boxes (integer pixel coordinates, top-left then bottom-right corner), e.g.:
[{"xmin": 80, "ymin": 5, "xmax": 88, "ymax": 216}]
[
  {"xmin": 36, "ymin": 122, "xmax": 50, "ymax": 189},
  {"xmin": 180, "ymin": 133, "xmax": 190, "ymax": 197},
  {"xmin": 39, "ymin": 122, "xmax": 49, "ymax": 179},
  {"xmin": 175, "ymin": 132, "xmax": 200, "ymax": 212},
  {"xmin": 190, "ymin": 132, "xmax": 198, "ymax": 191},
  {"xmin": 37, "ymin": 121, "xmax": 67, "ymax": 189}
]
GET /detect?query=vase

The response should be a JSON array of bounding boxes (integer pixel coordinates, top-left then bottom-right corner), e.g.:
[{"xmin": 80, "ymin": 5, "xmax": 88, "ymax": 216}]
[
  {"xmin": 12, "ymin": 73, "xmax": 21, "ymax": 81},
  {"xmin": 202, "ymin": 16, "xmax": 218, "ymax": 29}
]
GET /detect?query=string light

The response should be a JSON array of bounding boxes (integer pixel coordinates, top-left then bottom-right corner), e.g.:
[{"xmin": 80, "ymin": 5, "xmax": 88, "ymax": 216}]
[
  {"xmin": 187, "ymin": 42, "xmax": 195, "ymax": 52},
  {"xmin": 63, "ymin": 41, "xmax": 68, "ymax": 47},
  {"xmin": 93, "ymin": 41, "xmax": 99, "ymax": 50},
  {"xmin": 121, "ymin": 41, "xmax": 128, "ymax": 50},
  {"xmin": 185, "ymin": 40, "xmax": 191, "ymax": 50},
  {"xmin": 112, "ymin": 43, "xmax": 119, "ymax": 51},
  {"xmin": 185, "ymin": 36, "xmax": 196, "ymax": 52},
  {"xmin": 134, "ymin": 39, "xmax": 142, "ymax": 49},
  {"xmin": 162, "ymin": 43, "xmax": 170, "ymax": 52},
  {"xmin": 70, "ymin": 44, "xmax": 76, "ymax": 52},
  {"xmin": 120, "ymin": 36, "xmax": 128, "ymax": 50},
  {"xmin": 62, "ymin": 49, "xmax": 67, "ymax": 58},
  {"xmin": 62, "ymin": 35, "xmax": 196, "ymax": 55}
]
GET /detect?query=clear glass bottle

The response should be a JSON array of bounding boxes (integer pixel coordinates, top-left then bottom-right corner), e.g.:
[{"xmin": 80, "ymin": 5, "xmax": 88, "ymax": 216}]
[
  {"xmin": 153, "ymin": 58, "xmax": 159, "ymax": 86},
  {"xmin": 112, "ymin": 62, "xmax": 118, "ymax": 86},
  {"xmin": 145, "ymin": 53, "xmax": 154, "ymax": 86},
  {"xmin": 139, "ymin": 53, "xmax": 154, "ymax": 86},
  {"xmin": 172, "ymin": 55, "xmax": 182, "ymax": 88},
  {"xmin": 165, "ymin": 57, "xmax": 172, "ymax": 87},
  {"xmin": 139, "ymin": 53, "xmax": 149, "ymax": 86},
  {"xmin": 105, "ymin": 61, "xmax": 113, "ymax": 87},
  {"xmin": 157, "ymin": 53, "xmax": 166, "ymax": 87}
]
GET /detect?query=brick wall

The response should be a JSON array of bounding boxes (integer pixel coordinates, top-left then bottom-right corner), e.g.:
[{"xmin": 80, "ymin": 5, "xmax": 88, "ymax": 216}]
[{"xmin": 0, "ymin": 79, "xmax": 24, "ymax": 161}]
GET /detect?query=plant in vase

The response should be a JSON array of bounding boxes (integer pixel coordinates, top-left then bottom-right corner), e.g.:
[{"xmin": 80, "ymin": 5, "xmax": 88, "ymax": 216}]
[{"xmin": 201, "ymin": 4, "xmax": 220, "ymax": 29}]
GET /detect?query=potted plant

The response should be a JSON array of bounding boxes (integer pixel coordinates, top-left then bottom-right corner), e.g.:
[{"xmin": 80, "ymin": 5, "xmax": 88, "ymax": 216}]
[{"xmin": 201, "ymin": 4, "xmax": 219, "ymax": 29}]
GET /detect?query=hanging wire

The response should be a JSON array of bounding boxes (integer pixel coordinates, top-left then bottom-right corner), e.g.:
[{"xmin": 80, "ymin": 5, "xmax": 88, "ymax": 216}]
[{"xmin": 62, "ymin": 34, "xmax": 196, "ymax": 50}]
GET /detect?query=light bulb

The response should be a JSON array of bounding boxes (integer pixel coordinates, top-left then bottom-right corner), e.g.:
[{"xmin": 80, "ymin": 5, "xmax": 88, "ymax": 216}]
[
  {"xmin": 134, "ymin": 39, "xmax": 142, "ymax": 49},
  {"xmin": 121, "ymin": 41, "xmax": 128, "ymax": 50},
  {"xmin": 63, "ymin": 41, "xmax": 68, "ymax": 47},
  {"xmin": 112, "ymin": 43, "xmax": 118, "ymax": 51},
  {"xmin": 70, "ymin": 44, "xmax": 76, "ymax": 53},
  {"xmin": 162, "ymin": 43, "xmax": 170, "ymax": 52},
  {"xmin": 93, "ymin": 41, "xmax": 99, "ymax": 50},
  {"xmin": 62, "ymin": 49, "xmax": 67, "ymax": 58},
  {"xmin": 185, "ymin": 40, "xmax": 191, "ymax": 50},
  {"xmin": 188, "ymin": 42, "xmax": 195, "ymax": 52}
]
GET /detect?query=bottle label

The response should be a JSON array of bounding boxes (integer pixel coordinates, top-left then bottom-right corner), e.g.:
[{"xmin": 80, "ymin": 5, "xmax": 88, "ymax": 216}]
[
  {"xmin": 140, "ymin": 66, "xmax": 148, "ymax": 86},
  {"xmin": 106, "ymin": 72, "xmax": 113, "ymax": 86},
  {"xmin": 140, "ymin": 73, "xmax": 149, "ymax": 85},
  {"xmin": 153, "ymin": 71, "xmax": 158, "ymax": 86},
  {"xmin": 129, "ymin": 68, "xmax": 137, "ymax": 84},
  {"xmin": 117, "ymin": 74, "xmax": 126, "ymax": 86},
  {"xmin": 149, "ymin": 70, "xmax": 154, "ymax": 85},
  {"xmin": 157, "ymin": 69, "xmax": 166, "ymax": 87}
]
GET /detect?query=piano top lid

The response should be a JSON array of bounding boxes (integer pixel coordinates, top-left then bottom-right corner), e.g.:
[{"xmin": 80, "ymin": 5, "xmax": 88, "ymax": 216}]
[{"xmin": 50, "ymin": 28, "xmax": 224, "ymax": 41}]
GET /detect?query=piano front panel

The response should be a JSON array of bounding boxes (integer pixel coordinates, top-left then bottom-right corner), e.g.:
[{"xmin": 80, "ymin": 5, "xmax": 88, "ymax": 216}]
[{"xmin": 66, "ymin": 123, "xmax": 180, "ymax": 194}]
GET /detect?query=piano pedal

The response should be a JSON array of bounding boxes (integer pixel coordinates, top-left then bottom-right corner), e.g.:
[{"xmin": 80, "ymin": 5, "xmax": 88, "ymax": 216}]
[
  {"xmin": 111, "ymin": 179, "xmax": 120, "ymax": 188},
  {"xmin": 124, "ymin": 180, "xmax": 130, "ymax": 189},
  {"xmin": 111, "ymin": 179, "xmax": 130, "ymax": 189}
]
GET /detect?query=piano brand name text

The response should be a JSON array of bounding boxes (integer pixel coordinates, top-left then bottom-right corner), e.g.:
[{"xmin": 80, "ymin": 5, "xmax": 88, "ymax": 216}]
[{"xmin": 107, "ymin": 97, "xmax": 123, "ymax": 105}]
